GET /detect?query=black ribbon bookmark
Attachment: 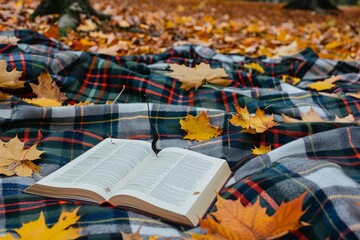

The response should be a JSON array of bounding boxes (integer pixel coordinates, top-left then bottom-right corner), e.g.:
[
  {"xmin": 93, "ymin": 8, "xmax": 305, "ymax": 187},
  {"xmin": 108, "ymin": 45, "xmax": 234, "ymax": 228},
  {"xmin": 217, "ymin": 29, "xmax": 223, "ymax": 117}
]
[{"xmin": 144, "ymin": 93, "xmax": 161, "ymax": 155}]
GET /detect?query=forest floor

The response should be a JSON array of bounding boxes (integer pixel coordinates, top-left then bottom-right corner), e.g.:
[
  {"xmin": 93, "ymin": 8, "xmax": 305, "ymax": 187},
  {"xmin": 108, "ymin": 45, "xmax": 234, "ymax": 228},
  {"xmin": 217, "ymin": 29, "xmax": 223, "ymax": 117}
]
[{"xmin": 0, "ymin": 0, "xmax": 359, "ymax": 60}]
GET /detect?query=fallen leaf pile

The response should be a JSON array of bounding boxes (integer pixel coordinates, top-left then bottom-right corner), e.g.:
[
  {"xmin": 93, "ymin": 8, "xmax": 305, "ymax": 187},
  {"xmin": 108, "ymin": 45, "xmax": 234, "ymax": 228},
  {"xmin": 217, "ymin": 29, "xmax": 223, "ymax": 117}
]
[
  {"xmin": 0, "ymin": 0, "xmax": 358, "ymax": 60},
  {"xmin": 191, "ymin": 193, "xmax": 309, "ymax": 240},
  {"xmin": 1, "ymin": 208, "xmax": 81, "ymax": 240},
  {"xmin": 0, "ymin": 135, "xmax": 44, "ymax": 177}
]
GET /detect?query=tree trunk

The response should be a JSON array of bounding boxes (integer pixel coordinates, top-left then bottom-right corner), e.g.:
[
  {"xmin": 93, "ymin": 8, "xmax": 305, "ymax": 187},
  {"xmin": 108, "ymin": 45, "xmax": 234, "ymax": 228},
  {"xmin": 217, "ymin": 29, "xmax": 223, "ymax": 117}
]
[
  {"xmin": 32, "ymin": 0, "xmax": 110, "ymax": 29},
  {"xmin": 284, "ymin": 0, "xmax": 339, "ymax": 11}
]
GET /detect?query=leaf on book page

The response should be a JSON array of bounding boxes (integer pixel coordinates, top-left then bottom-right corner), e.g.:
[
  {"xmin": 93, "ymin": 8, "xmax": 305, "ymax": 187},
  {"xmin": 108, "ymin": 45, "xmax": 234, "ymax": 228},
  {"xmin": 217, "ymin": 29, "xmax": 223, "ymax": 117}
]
[
  {"xmin": 229, "ymin": 106, "xmax": 278, "ymax": 134},
  {"xmin": 180, "ymin": 111, "xmax": 223, "ymax": 141},
  {"xmin": 307, "ymin": 75, "xmax": 342, "ymax": 92},
  {"xmin": 0, "ymin": 60, "xmax": 24, "ymax": 89},
  {"xmin": 193, "ymin": 193, "xmax": 309, "ymax": 240},
  {"xmin": 243, "ymin": 62, "xmax": 265, "ymax": 74},
  {"xmin": 252, "ymin": 144, "xmax": 271, "ymax": 155},
  {"xmin": 165, "ymin": 63, "xmax": 230, "ymax": 91},
  {"xmin": 1, "ymin": 208, "xmax": 81, "ymax": 240},
  {"xmin": 0, "ymin": 135, "xmax": 44, "ymax": 177},
  {"xmin": 27, "ymin": 72, "xmax": 67, "ymax": 106}
]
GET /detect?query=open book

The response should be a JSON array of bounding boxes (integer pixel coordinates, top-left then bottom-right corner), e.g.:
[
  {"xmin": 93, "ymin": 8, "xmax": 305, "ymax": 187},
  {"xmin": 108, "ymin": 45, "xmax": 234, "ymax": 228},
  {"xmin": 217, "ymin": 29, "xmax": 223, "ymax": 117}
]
[{"xmin": 25, "ymin": 138, "xmax": 232, "ymax": 227}]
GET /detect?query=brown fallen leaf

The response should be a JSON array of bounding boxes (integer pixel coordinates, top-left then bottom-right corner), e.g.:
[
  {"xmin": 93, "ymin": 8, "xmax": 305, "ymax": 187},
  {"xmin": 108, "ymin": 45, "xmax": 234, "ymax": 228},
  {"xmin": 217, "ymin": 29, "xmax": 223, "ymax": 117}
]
[
  {"xmin": 0, "ymin": 135, "xmax": 44, "ymax": 177},
  {"xmin": 121, "ymin": 227, "xmax": 143, "ymax": 240},
  {"xmin": 0, "ymin": 91, "xmax": 11, "ymax": 100},
  {"xmin": 348, "ymin": 92, "xmax": 360, "ymax": 99},
  {"xmin": 180, "ymin": 111, "xmax": 223, "ymax": 141},
  {"xmin": 229, "ymin": 106, "xmax": 278, "ymax": 134},
  {"xmin": 1, "ymin": 207, "xmax": 81, "ymax": 240},
  {"xmin": 0, "ymin": 36, "xmax": 20, "ymax": 45},
  {"xmin": 192, "ymin": 193, "xmax": 309, "ymax": 240},
  {"xmin": 282, "ymin": 107, "xmax": 355, "ymax": 123},
  {"xmin": 166, "ymin": 63, "xmax": 230, "ymax": 91},
  {"xmin": 334, "ymin": 114, "xmax": 355, "ymax": 123},
  {"xmin": 27, "ymin": 72, "xmax": 67, "ymax": 107},
  {"xmin": 0, "ymin": 60, "xmax": 24, "ymax": 89},
  {"xmin": 252, "ymin": 144, "xmax": 271, "ymax": 155}
]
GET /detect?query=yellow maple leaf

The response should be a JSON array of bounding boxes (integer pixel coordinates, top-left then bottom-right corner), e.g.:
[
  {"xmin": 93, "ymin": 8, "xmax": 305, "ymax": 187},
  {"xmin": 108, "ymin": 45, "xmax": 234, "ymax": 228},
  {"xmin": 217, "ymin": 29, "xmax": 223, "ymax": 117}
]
[
  {"xmin": 165, "ymin": 63, "xmax": 230, "ymax": 91},
  {"xmin": 243, "ymin": 63, "xmax": 264, "ymax": 74},
  {"xmin": 193, "ymin": 193, "xmax": 309, "ymax": 240},
  {"xmin": 180, "ymin": 111, "xmax": 223, "ymax": 141},
  {"xmin": 1, "ymin": 208, "xmax": 81, "ymax": 240},
  {"xmin": 282, "ymin": 75, "xmax": 301, "ymax": 85},
  {"xmin": 0, "ymin": 60, "xmax": 24, "ymax": 89},
  {"xmin": 252, "ymin": 145, "xmax": 271, "ymax": 155},
  {"xmin": 26, "ymin": 72, "xmax": 67, "ymax": 107},
  {"xmin": 229, "ymin": 106, "xmax": 278, "ymax": 134},
  {"xmin": 0, "ymin": 135, "xmax": 44, "ymax": 177},
  {"xmin": 307, "ymin": 75, "xmax": 342, "ymax": 92}
]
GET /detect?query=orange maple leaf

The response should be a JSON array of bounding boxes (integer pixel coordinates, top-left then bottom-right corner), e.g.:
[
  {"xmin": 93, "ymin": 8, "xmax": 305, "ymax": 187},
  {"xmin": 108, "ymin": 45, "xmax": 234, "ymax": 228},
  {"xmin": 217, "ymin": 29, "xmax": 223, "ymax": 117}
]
[
  {"xmin": 192, "ymin": 193, "xmax": 309, "ymax": 240},
  {"xmin": 180, "ymin": 111, "xmax": 223, "ymax": 141},
  {"xmin": 229, "ymin": 106, "xmax": 278, "ymax": 134}
]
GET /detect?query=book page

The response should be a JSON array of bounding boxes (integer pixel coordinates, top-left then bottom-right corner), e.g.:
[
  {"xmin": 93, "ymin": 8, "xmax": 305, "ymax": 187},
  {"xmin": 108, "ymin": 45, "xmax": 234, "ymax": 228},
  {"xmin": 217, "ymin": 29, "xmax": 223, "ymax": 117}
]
[
  {"xmin": 114, "ymin": 147, "xmax": 228, "ymax": 214},
  {"xmin": 33, "ymin": 138, "xmax": 155, "ymax": 199}
]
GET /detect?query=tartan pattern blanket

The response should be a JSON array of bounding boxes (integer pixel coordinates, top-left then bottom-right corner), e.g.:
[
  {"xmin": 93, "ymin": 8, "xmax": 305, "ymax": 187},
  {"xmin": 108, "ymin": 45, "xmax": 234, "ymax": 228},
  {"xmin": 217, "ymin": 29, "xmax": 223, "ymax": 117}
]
[{"xmin": 0, "ymin": 29, "xmax": 360, "ymax": 239}]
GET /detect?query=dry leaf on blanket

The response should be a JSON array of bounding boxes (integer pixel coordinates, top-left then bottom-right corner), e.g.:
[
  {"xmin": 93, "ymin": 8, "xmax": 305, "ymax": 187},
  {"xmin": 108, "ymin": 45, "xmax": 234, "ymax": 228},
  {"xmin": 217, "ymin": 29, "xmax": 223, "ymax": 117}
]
[
  {"xmin": 348, "ymin": 92, "xmax": 360, "ymax": 99},
  {"xmin": 180, "ymin": 111, "xmax": 223, "ymax": 141},
  {"xmin": 165, "ymin": 63, "xmax": 230, "ymax": 91},
  {"xmin": 25, "ymin": 72, "xmax": 67, "ymax": 107},
  {"xmin": 192, "ymin": 193, "xmax": 309, "ymax": 240},
  {"xmin": 0, "ymin": 60, "xmax": 24, "ymax": 89},
  {"xmin": 0, "ymin": 135, "xmax": 44, "ymax": 177},
  {"xmin": 307, "ymin": 75, "xmax": 342, "ymax": 92},
  {"xmin": 243, "ymin": 62, "xmax": 265, "ymax": 74},
  {"xmin": 282, "ymin": 75, "xmax": 301, "ymax": 86},
  {"xmin": 252, "ymin": 144, "xmax": 271, "ymax": 155},
  {"xmin": 229, "ymin": 106, "xmax": 278, "ymax": 134},
  {"xmin": 282, "ymin": 107, "xmax": 355, "ymax": 123},
  {"xmin": 1, "ymin": 207, "xmax": 81, "ymax": 240},
  {"xmin": 0, "ymin": 36, "xmax": 20, "ymax": 45},
  {"xmin": 0, "ymin": 91, "xmax": 11, "ymax": 100}
]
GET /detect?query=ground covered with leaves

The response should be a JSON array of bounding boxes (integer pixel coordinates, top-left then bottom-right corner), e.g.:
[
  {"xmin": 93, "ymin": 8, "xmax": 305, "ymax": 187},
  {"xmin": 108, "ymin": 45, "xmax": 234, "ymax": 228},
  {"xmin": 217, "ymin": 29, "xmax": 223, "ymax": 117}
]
[{"xmin": 0, "ymin": 0, "xmax": 360, "ymax": 60}]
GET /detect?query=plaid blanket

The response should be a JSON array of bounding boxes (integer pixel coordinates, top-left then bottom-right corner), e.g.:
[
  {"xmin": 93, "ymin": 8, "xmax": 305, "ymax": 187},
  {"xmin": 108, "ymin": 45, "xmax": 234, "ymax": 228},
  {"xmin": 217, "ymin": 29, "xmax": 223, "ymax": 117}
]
[{"xmin": 0, "ymin": 29, "xmax": 360, "ymax": 239}]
